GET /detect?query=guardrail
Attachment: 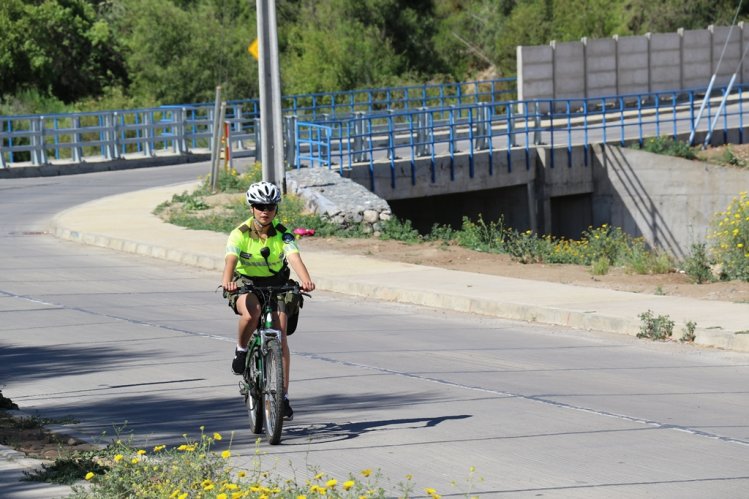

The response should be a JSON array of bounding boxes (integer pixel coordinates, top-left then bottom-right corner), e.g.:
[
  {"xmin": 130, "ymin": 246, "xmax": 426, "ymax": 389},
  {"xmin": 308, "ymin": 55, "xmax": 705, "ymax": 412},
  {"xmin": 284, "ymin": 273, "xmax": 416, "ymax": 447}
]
[
  {"xmin": 293, "ymin": 84, "xmax": 744, "ymax": 189},
  {"xmin": 0, "ymin": 78, "xmax": 514, "ymax": 168}
]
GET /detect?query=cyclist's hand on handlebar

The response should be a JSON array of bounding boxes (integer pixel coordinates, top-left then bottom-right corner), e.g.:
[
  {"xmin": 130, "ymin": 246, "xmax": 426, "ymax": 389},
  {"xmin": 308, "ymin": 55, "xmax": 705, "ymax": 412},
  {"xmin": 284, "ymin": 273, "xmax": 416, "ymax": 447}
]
[
  {"xmin": 299, "ymin": 281, "xmax": 315, "ymax": 292},
  {"xmin": 223, "ymin": 280, "xmax": 238, "ymax": 293}
]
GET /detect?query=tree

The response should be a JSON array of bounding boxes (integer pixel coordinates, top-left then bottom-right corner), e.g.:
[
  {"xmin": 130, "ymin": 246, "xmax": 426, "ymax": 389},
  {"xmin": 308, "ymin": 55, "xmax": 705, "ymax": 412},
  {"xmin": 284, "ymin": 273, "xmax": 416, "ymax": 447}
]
[
  {"xmin": 0, "ymin": 0, "xmax": 127, "ymax": 104},
  {"xmin": 623, "ymin": 0, "xmax": 749, "ymax": 34},
  {"xmin": 281, "ymin": 0, "xmax": 451, "ymax": 94},
  {"xmin": 112, "ymin": 0, "xmax": 256, "ymax": 103}
]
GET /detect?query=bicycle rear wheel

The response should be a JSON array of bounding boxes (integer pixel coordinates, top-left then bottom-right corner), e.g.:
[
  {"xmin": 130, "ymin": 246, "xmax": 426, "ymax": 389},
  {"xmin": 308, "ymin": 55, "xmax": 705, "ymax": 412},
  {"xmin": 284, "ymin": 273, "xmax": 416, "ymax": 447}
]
[
  {"xmin": 244, "ymin": 348, "xmax": 263, "ymax": 434},
  {"xmin": 263, "ymin": 339, "xmax": 285, "ymax": 445}
]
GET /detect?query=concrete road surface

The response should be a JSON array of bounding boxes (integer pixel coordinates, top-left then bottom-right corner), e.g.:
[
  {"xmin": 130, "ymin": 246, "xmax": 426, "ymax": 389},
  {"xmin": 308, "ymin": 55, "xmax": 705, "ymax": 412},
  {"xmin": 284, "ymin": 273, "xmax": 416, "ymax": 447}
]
[{"xmin": 1, "ymin": 164, "xmax": 749, "ymax": 498}]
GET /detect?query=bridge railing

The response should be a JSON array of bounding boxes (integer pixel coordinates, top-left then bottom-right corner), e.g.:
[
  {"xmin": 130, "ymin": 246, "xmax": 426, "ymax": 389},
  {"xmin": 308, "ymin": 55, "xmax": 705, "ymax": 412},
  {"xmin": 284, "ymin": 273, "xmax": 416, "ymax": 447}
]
[
  {"xmin": 1, "ymin": 78, "xmax": 513, "ymax": 168},
  {"xmin": 283, "ymin": 78, "xmax": 516, "ymax": 120},
  {"xmin": 293, "ymin": 83, "xmax": 744, "ymax": 188}
]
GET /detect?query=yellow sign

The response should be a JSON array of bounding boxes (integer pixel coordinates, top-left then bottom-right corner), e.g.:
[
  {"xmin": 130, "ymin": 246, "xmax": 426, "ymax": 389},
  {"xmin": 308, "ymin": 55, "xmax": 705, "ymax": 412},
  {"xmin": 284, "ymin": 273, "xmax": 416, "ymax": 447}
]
[{"xmin": 248, "ymin": 39, "xmax": 259, "ymax": 60}]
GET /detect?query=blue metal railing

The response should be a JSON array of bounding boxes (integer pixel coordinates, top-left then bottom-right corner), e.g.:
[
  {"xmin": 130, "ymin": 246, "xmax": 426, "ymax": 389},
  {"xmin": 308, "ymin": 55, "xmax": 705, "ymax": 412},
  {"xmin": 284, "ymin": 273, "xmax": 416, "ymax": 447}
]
[
  {"xmin": 293, "ymin": 84, "xmax": 744, "ymax": 189},
  {"xmin": 0, "ymin": 78, "xmax": 514, "ymax": 167},
  {"xmin": 282, "ymin": 78, "xmax": 516, "ymax": 119}
]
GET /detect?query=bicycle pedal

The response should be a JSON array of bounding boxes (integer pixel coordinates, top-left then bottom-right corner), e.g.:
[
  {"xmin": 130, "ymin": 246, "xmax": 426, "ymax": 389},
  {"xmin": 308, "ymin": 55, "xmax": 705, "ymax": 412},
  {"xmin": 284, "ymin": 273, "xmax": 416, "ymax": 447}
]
[{"xmin": 238, "ymin": 381, "xmax": 249, "ymax": 396}]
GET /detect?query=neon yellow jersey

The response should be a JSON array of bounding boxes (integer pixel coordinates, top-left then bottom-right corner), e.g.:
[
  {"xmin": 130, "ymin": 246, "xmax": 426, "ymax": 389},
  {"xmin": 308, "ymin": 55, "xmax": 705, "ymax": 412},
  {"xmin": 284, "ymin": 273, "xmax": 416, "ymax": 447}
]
[{"xmin": 226, "ymin": 218, "xmax": 299, "ymax": 277}]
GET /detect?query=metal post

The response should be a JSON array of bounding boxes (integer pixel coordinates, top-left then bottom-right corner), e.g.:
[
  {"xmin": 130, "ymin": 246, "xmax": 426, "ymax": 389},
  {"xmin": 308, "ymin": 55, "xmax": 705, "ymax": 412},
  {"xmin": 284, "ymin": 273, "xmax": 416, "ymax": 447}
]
[
  {"xmin": 210, "ymin": 86, "xmax": 222, "ymax": 188},
  {"xmin": 143, "ymin": 112, "xmax": 153, "ymax": 157},
  {"xmin": 352, "ymin": 112, "xmax": 363, "ymax": 162},
  {"xmin": 704, "ymin": 73, "xmax": 737, "ymax": 148},
  {"xmin": 689, "ymin": 74, "xmax": 716, "ymax": 146},
  {"xmin": 417, "ymin": 107, "xmax": 428, "ymax": 157},
  {"xmin": 110, "ymin": 112, "xmax": 121, "ymax": 160},
  {"xmin": 284, "ymin": 115, "xmax": 297, "ymax": 167},
  {"xmin": 257, "ymin": 0, "xmax": 285, "ymax": 189},
  {"xmin": 71, "ymin": 116, "xmax": 82, "ymax": 163},
  {"xmin": 176, "ymin": 108, "xmax": 187, "ymax": 154},
  {"xmin": 31, "ymin": 117, "xmax": 44, "ymax": 166},
  {"xmin": 210, "ymin": 101, "xmax": 226, "ymax": 191}
]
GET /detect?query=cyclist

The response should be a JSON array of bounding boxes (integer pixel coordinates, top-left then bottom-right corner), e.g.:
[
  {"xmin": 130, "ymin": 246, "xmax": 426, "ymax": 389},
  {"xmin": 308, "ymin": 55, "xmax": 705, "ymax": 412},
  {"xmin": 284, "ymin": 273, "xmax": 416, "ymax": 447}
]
[{"xmin": 222, "ymin": 181, "xmax": 315, "ymax": 420}]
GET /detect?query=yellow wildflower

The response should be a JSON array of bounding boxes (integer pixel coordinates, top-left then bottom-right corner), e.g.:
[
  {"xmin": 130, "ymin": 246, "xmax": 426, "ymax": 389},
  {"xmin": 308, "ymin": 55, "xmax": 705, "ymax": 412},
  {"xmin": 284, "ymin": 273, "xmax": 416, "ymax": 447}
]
[
  {"xmin": 137, "ymin": 449, "xmax": 146, "ymax": 455},
  {"xmin": 343, "ymin": 480, "xmax": 356, "ymax": 490},
  {"xmin": 360, "ymin": 469, "xmax": 372, "ymax": 477},
  {"xmin": 221, "ymin": 450, "xmax": 232, "ymax": 459},
  {"xmin": 114, "ymin": 454, "xmax": 124, "ymax": 462},
  {"xmin": 153, "ymin": 445, "xmax": 166, "ymax": 452},
  {"xmin": 326, "ymin": 479, "xmax": 338, "ymax": 488},
  {"xmin": 131, "ymin": 458, "xmax": 140, "ymax": 464},
  {"xmin": 213, "ymin": 432, "xmax": 223, "ymax": 441},
  {"xmin": 85, "ymin": 472, "xmax": 95, "ymax": 480}
]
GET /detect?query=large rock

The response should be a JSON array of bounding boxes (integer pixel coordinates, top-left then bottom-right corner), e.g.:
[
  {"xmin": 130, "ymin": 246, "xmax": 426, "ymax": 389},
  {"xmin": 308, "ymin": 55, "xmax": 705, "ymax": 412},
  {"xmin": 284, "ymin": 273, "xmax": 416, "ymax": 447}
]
[{"xmin": 285, "ymin": 167, "xmax": 391, "ymax": 232}]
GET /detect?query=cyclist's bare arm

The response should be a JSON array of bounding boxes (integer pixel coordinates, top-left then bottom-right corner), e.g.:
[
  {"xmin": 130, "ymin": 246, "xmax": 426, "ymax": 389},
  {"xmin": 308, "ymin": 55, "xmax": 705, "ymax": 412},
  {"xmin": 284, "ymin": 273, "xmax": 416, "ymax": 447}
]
[
  {"xmin": 222, "ymin": 254, "xmax": 239, "ymax": 292},
  {"xmin": 287, "ymin": 252, "xmax": 315, "ymax": 292}
]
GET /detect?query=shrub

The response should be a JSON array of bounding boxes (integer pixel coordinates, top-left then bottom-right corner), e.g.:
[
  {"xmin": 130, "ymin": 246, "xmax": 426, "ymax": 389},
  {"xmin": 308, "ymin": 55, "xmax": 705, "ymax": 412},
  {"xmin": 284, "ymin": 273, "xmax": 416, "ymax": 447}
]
[
  {"xmin": 379, "ymin": 217, "xmax": 422, "ymax": 242},
  {"xmin": 681, "ymin": 321, "xmax": 697, "ymax": 342},
  {"xmin": 637, "ymin": 136, "xmax": 696, "ymax": 160},
  {"xmin": 590, "ymin": 256, "xmax": 610, "ymax": 275},
  {"xmin": 637, "ymin": 310, "xmax": 675, "ymax": 340},
  {"xmin": 451, "ymin": 215, "xmax": 506, "ymax": 252},
  {"xmin": 581, "ymin": 224, "xmax": 628, "ymax": 265},
  {"xmin": 683, "ymin": 243, "xmax": 714, "ymax": 284},
  {"xmin": 709, "ymin": 192, "xmax": 749, "ymax": 281}
]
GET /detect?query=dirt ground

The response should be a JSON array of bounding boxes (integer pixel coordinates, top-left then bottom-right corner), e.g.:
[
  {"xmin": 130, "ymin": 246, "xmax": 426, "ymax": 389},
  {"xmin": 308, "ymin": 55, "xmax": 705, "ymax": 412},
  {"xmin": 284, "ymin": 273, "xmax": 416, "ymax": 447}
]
[
  {"xmin": 300, "ymin": 236, "xmax": 749, "ymax": 303},
  {"xmin": 0, "ymin": 411, "xmax": 98, "ymax": 461}
]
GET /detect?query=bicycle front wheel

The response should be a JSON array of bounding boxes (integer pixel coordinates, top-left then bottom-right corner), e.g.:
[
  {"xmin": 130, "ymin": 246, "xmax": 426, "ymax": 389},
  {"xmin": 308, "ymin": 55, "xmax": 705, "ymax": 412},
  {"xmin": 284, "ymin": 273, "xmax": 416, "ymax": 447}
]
[
  {"xmin": 263, "ymin": 339, "xmax": 285, "ymax": 445},
  {"xmin": 245, "ymin": 348, "xmax": 263, "ymax": 435}
]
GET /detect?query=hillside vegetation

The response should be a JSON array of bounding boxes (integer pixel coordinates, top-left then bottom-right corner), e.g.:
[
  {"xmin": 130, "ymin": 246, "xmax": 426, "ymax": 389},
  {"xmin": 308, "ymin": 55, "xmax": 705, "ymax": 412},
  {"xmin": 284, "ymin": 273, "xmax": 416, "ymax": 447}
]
[{"xmin": 1, "ymin": 0, "xmax": 745, "ymax": 115}]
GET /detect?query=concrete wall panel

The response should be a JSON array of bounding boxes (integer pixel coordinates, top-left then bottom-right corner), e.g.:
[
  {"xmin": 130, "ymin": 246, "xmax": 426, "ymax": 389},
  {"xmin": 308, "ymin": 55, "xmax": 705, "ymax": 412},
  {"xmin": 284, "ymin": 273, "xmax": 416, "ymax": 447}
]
[
  {"xmin": 650, "ymin": 33, "xmax": 682, "ymax": 92},
  {"xmin": 553, "ymin": 41, "xmax": 585, "ymax": 100},
  {"xmin": 517, "ymin": 45, "xmax": 554, "ymax": 101},
  {"xmin": 617, "ymin": 36, "xmax": 649, "ymax": 95},
  {"xmin": 585, "ymin": 38, "xmax": 617, "ymax": 98},
  {"xmin": 711, "ymin": 25, "xmax": 741, "ymax": 83}
]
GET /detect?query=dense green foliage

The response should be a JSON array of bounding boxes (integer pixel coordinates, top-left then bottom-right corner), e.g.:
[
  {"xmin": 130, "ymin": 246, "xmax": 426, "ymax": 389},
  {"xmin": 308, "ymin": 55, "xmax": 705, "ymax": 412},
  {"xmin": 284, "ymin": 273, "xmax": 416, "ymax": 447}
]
[{"xmin": 1, "ymin": 0, "xmax": 746, "ymax": 114}]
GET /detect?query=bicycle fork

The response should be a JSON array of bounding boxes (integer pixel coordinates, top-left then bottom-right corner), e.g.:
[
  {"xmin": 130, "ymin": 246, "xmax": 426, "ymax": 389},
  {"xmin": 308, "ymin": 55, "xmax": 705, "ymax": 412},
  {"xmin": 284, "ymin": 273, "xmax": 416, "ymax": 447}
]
[{"xmin": 238, "ymin": 329, "xmax": 282, "ymax": 397}]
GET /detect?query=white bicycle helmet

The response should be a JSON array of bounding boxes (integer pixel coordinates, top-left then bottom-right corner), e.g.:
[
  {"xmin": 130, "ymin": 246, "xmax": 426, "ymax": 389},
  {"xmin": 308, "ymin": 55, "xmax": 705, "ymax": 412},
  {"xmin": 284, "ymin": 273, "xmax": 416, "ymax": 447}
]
[{"xmin": 245, "ymin": 181, "xmax": 282, "ymax": 206}]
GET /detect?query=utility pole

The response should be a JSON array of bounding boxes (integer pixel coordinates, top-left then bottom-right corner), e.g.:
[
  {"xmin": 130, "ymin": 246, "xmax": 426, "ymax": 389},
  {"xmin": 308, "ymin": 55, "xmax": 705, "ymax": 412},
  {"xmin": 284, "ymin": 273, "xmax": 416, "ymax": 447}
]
[{"xmin": 256, "ymin": 0, "xmax": 285, "ymax": 190}]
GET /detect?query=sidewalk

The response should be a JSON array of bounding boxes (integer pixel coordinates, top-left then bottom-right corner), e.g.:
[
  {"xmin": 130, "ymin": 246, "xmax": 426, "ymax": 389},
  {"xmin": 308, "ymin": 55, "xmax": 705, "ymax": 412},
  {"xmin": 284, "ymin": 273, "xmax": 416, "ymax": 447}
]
[{"xmin": 48, "ymin": 181, "xmax": 749, "ymax": 353}]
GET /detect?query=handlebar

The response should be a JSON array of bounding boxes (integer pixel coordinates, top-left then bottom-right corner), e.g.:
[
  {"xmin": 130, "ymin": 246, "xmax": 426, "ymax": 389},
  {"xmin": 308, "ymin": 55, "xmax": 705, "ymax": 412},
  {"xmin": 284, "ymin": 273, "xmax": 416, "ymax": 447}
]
[{"xmin": 231, "ymin": 281, "xmax": 311, "ymax": 298}]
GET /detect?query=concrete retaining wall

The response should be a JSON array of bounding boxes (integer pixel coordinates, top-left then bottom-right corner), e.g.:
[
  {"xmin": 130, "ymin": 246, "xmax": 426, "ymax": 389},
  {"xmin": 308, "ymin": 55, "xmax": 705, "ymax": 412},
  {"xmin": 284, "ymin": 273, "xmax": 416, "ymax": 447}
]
[
  {"xmin": 592, "ymin": 145, "xmax": 749, "ymax": 259},
  {"xmin": 343, "ymin": 148, "xmax": 536, "ymax": 201}
]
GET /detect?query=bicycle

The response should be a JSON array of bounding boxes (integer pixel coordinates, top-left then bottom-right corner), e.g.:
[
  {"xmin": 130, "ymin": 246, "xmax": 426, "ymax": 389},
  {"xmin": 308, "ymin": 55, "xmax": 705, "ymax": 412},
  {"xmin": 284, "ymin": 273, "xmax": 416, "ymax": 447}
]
[{"xmin": 235, "ymin": 282, "xmax": 306, "ymax": 445}]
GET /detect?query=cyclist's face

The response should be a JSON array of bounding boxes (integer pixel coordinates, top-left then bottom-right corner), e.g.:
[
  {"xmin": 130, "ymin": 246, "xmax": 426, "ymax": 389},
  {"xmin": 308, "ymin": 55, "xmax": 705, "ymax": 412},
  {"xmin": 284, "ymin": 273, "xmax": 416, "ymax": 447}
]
[{"xmin": 252, "ymin": 204, "xmax": 277, "ymax": 224}]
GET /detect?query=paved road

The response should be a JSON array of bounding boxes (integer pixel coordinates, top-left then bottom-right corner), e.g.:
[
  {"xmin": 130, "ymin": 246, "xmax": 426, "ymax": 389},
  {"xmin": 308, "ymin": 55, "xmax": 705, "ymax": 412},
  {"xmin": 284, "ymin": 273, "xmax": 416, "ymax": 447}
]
[{"xmin": 2, "ymin": 165, "xmax": 749, "ymax": 498}]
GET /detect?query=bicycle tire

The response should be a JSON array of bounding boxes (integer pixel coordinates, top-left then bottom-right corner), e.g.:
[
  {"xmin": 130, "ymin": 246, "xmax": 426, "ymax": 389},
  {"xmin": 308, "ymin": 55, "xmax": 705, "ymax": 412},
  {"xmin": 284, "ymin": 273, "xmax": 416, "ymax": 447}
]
[
  {"xmin": 245, "ymin": 348, "xmax": 263, "ymax": 435},
  {"xmin": 263, "ymin": 339, "xmax": 285, "ymax": 445}
]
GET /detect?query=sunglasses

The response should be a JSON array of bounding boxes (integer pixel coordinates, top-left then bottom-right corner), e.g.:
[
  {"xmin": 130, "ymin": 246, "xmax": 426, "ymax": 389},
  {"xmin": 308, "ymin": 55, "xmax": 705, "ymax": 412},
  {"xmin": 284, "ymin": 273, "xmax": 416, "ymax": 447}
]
[{"xmin": 252, "ymin": 203, "xmax": 277, "ymax": 212}]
